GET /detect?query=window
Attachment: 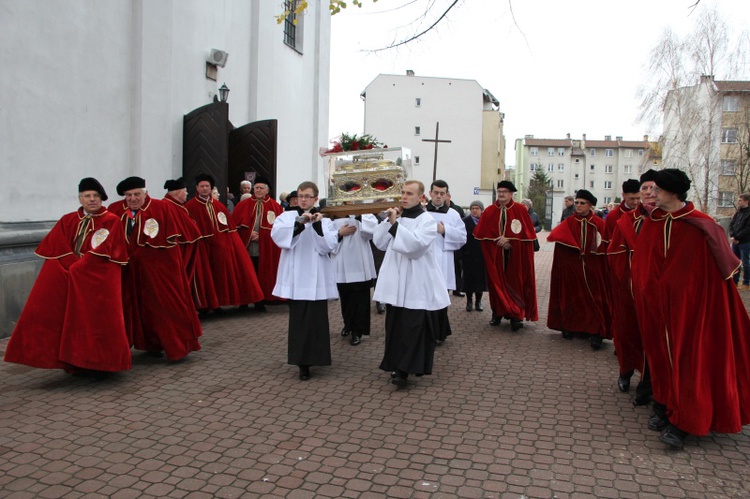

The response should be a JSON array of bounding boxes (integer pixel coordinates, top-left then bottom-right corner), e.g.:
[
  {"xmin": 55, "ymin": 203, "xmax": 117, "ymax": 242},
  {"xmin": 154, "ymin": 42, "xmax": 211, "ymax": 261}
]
[
  {"xmin": 558, "ymin": 147, "xmax": 565, "ymax": 156},
  {"xmin": 590, "ymin": 149, "xmax": 596, "ymax": 156},
  {"xmin": 283, "ymin": 0, "xmax": 302, "ymax": 52},
  {"xmin": 530, "ymin": 163, "xmax": 537, "ymax": 172},
  {"xmin": 575, "ymin": 158, "xmax": 580, "ymax": 164},
  {"xmin": 605, "ymin": 149, "xmax": 614, "ymax": 157},
  {"xmin": 590, "ymin": 181, "xmax": 595, "ymax": 188},
  {"xmin": 720, "ymin": 160, "xmax": 736, "ymax": 176},
  {"xmin": 547, "ymin": 163, "xmax": 554, "ymax": 172},
  {"xmin": 624, "ymin": 149, "xmax": 633, "ymax": 158},
  {"xmin": 415, "ymin": 98, "xmax": 421, "ymax": 107},
  {"xmin": 624, "ymin": 165, "xmax": 633, "ymax": 174},
  {"xmin": 639, "ymin": 149, "xmax": 644, "ymax": 157},
  {"xmin": 548, "ymin": 147, "xmax": 555, "ymax": 156},
  {"xmin": 530, "ymin": 147, "xmax": 538, "ymax": 156},
  {"xmin": 724, "ymin": 96, "xmax": 740, "ymax": 112},
  {"xmin": 415, "ymin": 126, "xmax": 421, "ymax": 136},
  {"xmin": 557, "ymin": 179, "xmax": 564, "ymax": 188},
  {"xmin": 558, "ymin": 164, "xmax": 565, "ymax": 172},
  {"xmin": 719, "ymin": 191, "xmax": 735, "ymax": 207},
  {"xmin": 604, "ymin": 197, "xmax": 612, "ymax": 204},
  {"xmin": 574, "ymin": 173, "xmax": 579, "ymax": 179},
  {"xmin": 590, "ymin": 164, "xmax": 595, "ymax": 171},
  {"xmin": 605, "ymin": 165, "xmax": 614, "ymax": 173},
  {"xmin": 604, "ymin": 181, "xmax": 613, "ymax": 189},
  {"xmin": 722, "ymin": 128, "xmax": 738, "ymax": 143},
  {"xmin": 415, "ymin": 156, "xmax": 420, "ymax": 165}
]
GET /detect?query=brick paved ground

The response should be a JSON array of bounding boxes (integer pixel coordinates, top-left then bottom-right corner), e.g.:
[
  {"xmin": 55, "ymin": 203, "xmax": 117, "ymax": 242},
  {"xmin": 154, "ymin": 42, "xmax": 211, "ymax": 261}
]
[{"xmin": 2, "ymin": 232, "xmax": 750, "ymax": 498}]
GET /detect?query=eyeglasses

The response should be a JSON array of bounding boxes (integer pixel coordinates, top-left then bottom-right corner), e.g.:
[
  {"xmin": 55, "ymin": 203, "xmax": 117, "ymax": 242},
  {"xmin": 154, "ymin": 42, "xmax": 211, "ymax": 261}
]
[
  {"xmin": 497, "ymin": 190, "xmax": 511, "ymax": 195},
  {"xmin": 298, "ymin": 194, "xmax": 317, "ymax": 200},
  {"xmin": 574, "ymin": 201, "xmax": 589, "ymax": 205}
]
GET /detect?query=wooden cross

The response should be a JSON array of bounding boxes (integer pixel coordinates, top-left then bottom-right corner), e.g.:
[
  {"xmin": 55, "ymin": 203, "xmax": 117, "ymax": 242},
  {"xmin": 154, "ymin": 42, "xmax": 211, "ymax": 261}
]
[{"xmin": 421, "ymin": 122, "xmax": 452, "ymax": 182}]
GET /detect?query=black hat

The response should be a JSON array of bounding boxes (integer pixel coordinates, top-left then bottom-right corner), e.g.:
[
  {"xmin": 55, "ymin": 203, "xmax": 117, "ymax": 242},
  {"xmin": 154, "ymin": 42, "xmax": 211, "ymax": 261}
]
[
  {"xmin": 286, "ymin": 190, "xmax": 298, "ymax": 203},
  {"xmin": 496, "ymin": 180, "xmax": 517, "ymax": 192},
  {"xmin": 575, "ymin": 189, "xmax": 597, "ymax": 206},
  {"xmin": 254, "ymin": 176, "xmax": 271, "ymax": 188},
  {"xmin": 622, "ymin": 179, "xmax": 640, "ymax": 194},
  {"xmin": 79, "ymin": 177, "xmax": 108, "ymax": 201},
  {"xmin": 195, "ymin": 173, "xmax": 215, "ymax": 188},
  {"xmin": 640, "ymin": 169, "xmax": 658, "ymax": 184},
  {"xmin": 655, "ymin": 168, "xmax": 691, "ymax": 195},
  {"xmin": 164, "ymin": 177, "xmax": 185, "ymax": 191},
  {"xmin": 116, "ymin": 176, "xmax": 146, "ymax": 196}
]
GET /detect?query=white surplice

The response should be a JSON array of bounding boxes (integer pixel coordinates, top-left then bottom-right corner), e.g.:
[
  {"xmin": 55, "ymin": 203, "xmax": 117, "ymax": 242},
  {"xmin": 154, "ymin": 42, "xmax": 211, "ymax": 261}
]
[
  {"xmin": 271, "ymin": 211, "xmax": 338, "ymax": 300},
  {"xmin": 331, "ymin": 214, "xmax": 378, "ymax": 284},
  {"xmin": 426, "ymin": 206, "xmax": 467, "ymax": 290},
  {"xmin": 372, "ymin": 211, "xmax": 450, "ymax": 311}
]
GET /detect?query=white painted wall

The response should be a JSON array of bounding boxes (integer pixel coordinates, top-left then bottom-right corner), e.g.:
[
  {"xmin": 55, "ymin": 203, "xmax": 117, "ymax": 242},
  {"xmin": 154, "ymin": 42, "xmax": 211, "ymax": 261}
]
[
  {"xmin": 0, "ymin": 0, "xmax": 330, "ymax": 222},
  {"xmin": 363, "ymin": 74, "xmax": 486, "ymax": 207}
]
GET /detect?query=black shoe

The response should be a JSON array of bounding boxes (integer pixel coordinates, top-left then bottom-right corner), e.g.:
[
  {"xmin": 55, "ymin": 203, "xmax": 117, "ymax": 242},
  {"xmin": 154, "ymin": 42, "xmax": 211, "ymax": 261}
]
[
  {"xmin": 350, "ymin": 335, "xmax": 362, "ymax": 346},
  {"xmin": 213, "ymin": 307, "xmax": 224, "ymax": 315},
  {"xmin": 466, "ymin": 300, "xmax": 473, "ymax": 312},
  {"xmin": 661, "ymin": 425, "xmax": 689, "ymax": 449},
  {"xmin": 254, "ymin": 302, "xmax": 266, "ymax": 312},
  {"xmin": 376, "ymin": 302, "xmax": 386, "ymax": 314},
  {"xmin": 435, "ymin": 340, "xmax": 444, "ymax": 346},
  {"xmin": 299, "ymin": 365, "xmax": 310, "ymax": 381},
  {"xmin": 489, "ymin": 316, "xmax": 502, "ymax": 326},
  {"xmin": 648, "ymin": 410, "xmax": 669, "ymax": 432},
  {"xmin": 475, "ymin": 301, "xmax": 483, "ymax": 312},
  {"xmin": 391, "ymin": 371, "xmax": 408, "ymax": 387},
  {"xmin": 145, "ymin": 351, "xmax": 164, "ymax": 358},
  {"xmin": 340, "ymin": 327, "xmax": 350, "ymax": 337},
  {"xmin": 561, "ymin": 330, "xmax": 573, "ymax": 340},
  {"xmin": 617, "ymin": 375, "xmax": 631, "ymax": 393},
  {"xmin": 510, "ymin": 318, "xmax": 523, "ymax": 332},
  {"xmin": 453, "ymin": 291, "xmax": 466, "ymax": 297},
  {"xmin": 238, "ymin": 304, "xmax": 249, "ymax": 311},
  {"xmin": 632, "ymin": 393, "xmax": 652, "ymax": 406},
  {"xmin": 590, "ymin": 336, "xmax": 603, "ymax": 350}
]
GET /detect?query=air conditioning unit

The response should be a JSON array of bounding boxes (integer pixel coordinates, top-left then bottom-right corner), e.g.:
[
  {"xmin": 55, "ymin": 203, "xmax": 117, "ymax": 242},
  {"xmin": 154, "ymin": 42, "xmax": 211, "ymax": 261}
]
[{"xmin": 208, "ymin": 49, "xmax": 229, "ymax": 68}]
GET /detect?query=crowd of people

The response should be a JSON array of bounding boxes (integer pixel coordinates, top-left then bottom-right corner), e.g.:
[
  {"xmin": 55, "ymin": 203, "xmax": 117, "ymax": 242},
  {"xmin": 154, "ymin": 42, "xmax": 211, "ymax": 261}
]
[{"xmin": 5, "ymin": 170, "xmax": 750, "ymax": 450}]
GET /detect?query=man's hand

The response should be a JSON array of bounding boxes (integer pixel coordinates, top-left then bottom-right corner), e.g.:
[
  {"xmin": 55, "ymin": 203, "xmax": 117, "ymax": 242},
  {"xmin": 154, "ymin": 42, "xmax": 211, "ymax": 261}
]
[
  {"xmin": 437, "ymin": 221, "xmax": 445, "ymax": 235},
  {"xmin": 250, "ymin": 230, "xmax": 260, "ymax": 241},
  {"xmin": 339, "ymin": 224, "xmax": 357, "ymax": 237},
  {"xmin": 387, "ymin": 207, "xmax": 400, "ymax": 225},
  {"xmin": 301, "ymin": 212, "xmax": 323, "ymax": 224},
  {"xmin": 495, "ymin": 236, "xmax": 510, "ymax": 249}
]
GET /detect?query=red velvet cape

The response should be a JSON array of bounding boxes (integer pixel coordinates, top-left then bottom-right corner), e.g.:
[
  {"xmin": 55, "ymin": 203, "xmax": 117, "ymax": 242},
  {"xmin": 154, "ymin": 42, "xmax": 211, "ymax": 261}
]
[
  {"xmin": 607, "ymin": 206, "xmax": 648, "ymax": 375},
  {"xmin": 110, "ymin": 197, "xmax": 202, "ymax": 360},
  {"xmin": 4, "ymin": 207, "xmax": 132, "ymax": 372},
  {"xmin": 632, "ymin": 202, "xmax": 750, "ymax": 435},
  {"xmin": 163, "ymin": 194, "xmax": 217, "ymax": 310},
  {"xmin": 547, "ymin": 211, "xmax": 612, "ymax": 338},
  {"xmin": 604, "ymin": 201, "xmax": 633, "ymax": 240},
  {"xmin": 185, "ymin": 196, "xmax": 264, "ymax": 306},
  {"xmin": 473, "ymin": 199, "xmax": 538, "ymax": 321},
  {"xmin": 232, "ymin": 195, "xmax": 284, "ymax": 302}
]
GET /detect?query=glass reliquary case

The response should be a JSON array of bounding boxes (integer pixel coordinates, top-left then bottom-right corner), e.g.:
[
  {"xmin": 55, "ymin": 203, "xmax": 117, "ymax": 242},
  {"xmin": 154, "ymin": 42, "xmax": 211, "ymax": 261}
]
[{"xmin": 322, "ymin": 147, "xmax": 412, "ymax": 217}]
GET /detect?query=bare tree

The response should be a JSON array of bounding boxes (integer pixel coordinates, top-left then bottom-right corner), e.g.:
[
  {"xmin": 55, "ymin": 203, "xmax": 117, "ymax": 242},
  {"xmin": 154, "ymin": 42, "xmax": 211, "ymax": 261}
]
[{"xmin": 638, "ymin": 6, "xmax": 748, "ymax": 213}]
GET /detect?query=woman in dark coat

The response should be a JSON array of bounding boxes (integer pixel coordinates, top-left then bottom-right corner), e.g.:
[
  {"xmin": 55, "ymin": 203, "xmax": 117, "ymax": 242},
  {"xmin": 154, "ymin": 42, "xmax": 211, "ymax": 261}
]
[
  {"xmin": 459, "ymin": 201, "xmax": 488, "ymax": 311},
  {"xmin": 521, "ymin": 198, "xmax": 543, "ymax": 233}
]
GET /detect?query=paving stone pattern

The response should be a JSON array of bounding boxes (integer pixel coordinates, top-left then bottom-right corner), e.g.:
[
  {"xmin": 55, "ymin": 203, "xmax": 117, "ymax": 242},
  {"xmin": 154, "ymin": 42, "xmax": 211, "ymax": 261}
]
[{"xmin": 1, "ymin": 233, "xmax": 749, "ymax": 498}]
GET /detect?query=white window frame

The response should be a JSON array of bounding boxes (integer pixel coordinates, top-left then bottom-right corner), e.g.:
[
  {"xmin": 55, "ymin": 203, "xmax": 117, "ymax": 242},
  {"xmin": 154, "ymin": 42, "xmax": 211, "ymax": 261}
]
[
  {"xmin": 590, "ymin": 148, "xmax": 596, "ymax": 156},
  {"xmin": 624, "ymin": 165, "xmax": 633, "ymax": 174},
  {"xmin": 605, "ymin": 149, "xmax": 614, "ymax": 157},
  {"xmin": 558, "ymin": 163, "xmax": 564, "ymax": 172},
  {"xmin": 415, "ymin": 98, "xmax": 422, "ymax": 107},
  {"xmin": 415, "ymin": 126, "xmax": 421, "ymax": 136},
  {"xmin": 723, "ymin": 96, "xmax": 740, "ymax": 112},
  {"xmin": 719, "ymin": 191, "xmax": 735, "ymax": 208},
  {"xmin": 589, "ymin": 181, "xmax": 595, "ymax": 188},
  {"xmin": 720, "ymin": 160, "xmax": 736, "ymax": 176},
  {"xmin": 548, "ymin": 147, "xmax": 555, "ymax": 157},
  {"xmin": 722, "ymin": 128, "xmax": 738, "ymax": 143},
  {"xmin": 558, "ymin": 147, "xmax": 565, "ymax": 156},
  {"xmin": 604, "ymin": 181, "xmax": 613, "ymax": 189},
  {"xmin": 547, "ymin": 163, "xmax": 554, "ymax": 173},
  {"xmin": 605, "ymin": 165, "xmax": 614, "ymax": 174},
  {"xmin": 415, "ymin": 156, "xmax": 420, "ymax": 165},
  {"xmin": 624, "ymin": 149, "xmax": 633, "ymax": 158},
  {"xmin": 557, "ymin": 179, "xmax": 564, "ymax": 188},
  {"xmin": 530, "ymin": 147, "xmax": 538, "ymax": 157}
]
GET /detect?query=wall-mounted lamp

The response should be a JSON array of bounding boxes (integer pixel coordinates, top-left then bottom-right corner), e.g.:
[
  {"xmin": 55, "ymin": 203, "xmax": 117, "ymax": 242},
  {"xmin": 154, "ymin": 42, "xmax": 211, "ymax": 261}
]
[{"xmin": 218, "ymin": 83, "xmax": 230, "ymax": 103}]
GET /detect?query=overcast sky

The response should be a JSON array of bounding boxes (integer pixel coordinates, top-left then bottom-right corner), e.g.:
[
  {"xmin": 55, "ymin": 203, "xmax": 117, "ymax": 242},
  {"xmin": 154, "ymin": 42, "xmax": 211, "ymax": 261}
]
[{"xmin": 327, "ymin": 0, "xmax": 750, "ymax": 165}]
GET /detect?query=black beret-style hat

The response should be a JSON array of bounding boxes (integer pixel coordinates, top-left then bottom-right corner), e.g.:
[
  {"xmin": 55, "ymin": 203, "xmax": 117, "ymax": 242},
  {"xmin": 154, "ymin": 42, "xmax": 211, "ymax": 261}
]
[
  {"xmin": 116, "ymin": 176, "xmax": 146, "ymax": 196},
  {"xmin": 622, "ymin": 179, "xmax": 641, "ymax": 194},
  {"xmin": 254, "ymin": 176, "xmax": 271, "ymax": 188},
  {"xmin": 195, "ymin": 173, "xmax": 215, "ymax": 188},
  {"xmin": 496, "ymin": 180, "xmax": 517, "ymax": 192},
  {"xmin": 164, "ymin": 177, "xmax": 186, "ymax": 191},
  {"xmin": 286, "ymin": 190, "xmax": 298, "ymax": 203},
  {"xmin": 654, "ymin": 168, "xmax": 691, "ymax": 195},
  {"xmin": 79, "ymin": 177, "xmax": 108, "ymax": 201},
  {"xmin": 575, "ymin": 189, "xmax": 597, "ymax": 206},
  {"xmin": 640, "ymin": 169, "xmax": 659, "ymax": 184}
]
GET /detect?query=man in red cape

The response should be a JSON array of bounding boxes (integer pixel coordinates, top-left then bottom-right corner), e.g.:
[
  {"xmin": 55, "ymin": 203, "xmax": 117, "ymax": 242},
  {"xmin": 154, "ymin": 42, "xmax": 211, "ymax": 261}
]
[
  {"xmin": 185, "ymin": 173, "xmax": 264, "ymax": 312},
  {"xmin": 232, "ymin": 176, "xmax": 283, "ymax": 308},
  {"xmin": 110, "ymin": 176, "xmax": 202, "ymax": 361},
  {"xmin": 547, "ymin": 189, "xmax": 611, "ymax": 350},
  {"xmin": 5, "ymin": 178, "xmax": 131, "ymax": 375},
  {"xmin": 473, "ymin": 180, "xmax": 538, "ymax": 331},
  {"xmin": 631, "ymin": 168, "xmax": 750, "ymax": 449},
  {"xmin": 604, "ymin": 179, "xmax": 642, "ymax": 240},
  {"xmin": 162, "ymin": 177, "xmax": 216, "ymax": 311},
  {"xmin": 607, "ymin": 172, "xmax": 658, "ymax": 404}
]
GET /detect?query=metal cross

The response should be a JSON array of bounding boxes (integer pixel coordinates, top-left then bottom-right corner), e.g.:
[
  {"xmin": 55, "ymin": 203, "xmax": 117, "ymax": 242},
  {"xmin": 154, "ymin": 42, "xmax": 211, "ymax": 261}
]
[{"xmin": 421, "ymin": 122, "xmax": 452, "ymax": 182}]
